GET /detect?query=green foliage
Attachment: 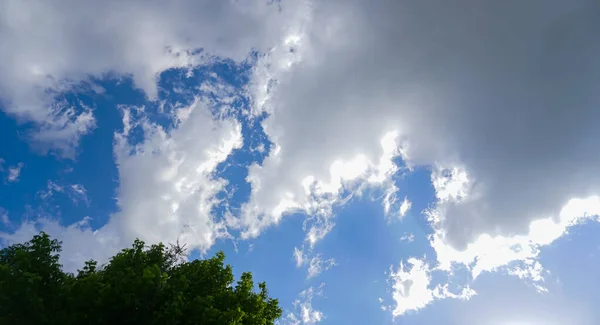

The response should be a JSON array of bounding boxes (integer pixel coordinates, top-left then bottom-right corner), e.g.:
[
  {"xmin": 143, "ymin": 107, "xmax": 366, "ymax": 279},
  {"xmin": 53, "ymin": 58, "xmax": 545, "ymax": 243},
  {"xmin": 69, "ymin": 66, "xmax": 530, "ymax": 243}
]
[{"xmin": 0, "ymin": 232, "xmax": 282, "ymax": 325}]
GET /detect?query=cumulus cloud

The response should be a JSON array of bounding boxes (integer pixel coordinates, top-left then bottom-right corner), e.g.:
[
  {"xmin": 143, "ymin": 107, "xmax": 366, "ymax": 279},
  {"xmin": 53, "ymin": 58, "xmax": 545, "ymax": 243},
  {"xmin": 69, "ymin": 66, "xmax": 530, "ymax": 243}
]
[
  {"xmin": 238, "ymin": 123, "xmax": 402, "ymax": 243},
  {"xmin": 37, "ymin": 180, "xmax": 65, "ymax": 200},
  {"xmin": 241, "ymin": 0, "xmax": 600, "ymax": 290},
  {"xmin": 110, "ymin": 97, "xmax": 242, "ymax": 251},
  {"xmin": 399, "ymin": 197, "xmax": 412, "ymax": 219},
  {"xmin": 0, "ymin": 0, "xmax": 301, "ymax": 155},
  {"xmin": 1, "ymin": 93, "xmax": 243, "ymax": 272}
]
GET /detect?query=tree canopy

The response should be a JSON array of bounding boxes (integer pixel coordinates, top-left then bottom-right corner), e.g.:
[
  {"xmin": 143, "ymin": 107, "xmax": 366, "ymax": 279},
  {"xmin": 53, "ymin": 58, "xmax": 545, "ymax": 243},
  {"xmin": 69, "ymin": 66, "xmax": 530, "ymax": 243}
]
[{"xmin": 0, "ymin": 232, "xmax": 282, "ymax": 325}]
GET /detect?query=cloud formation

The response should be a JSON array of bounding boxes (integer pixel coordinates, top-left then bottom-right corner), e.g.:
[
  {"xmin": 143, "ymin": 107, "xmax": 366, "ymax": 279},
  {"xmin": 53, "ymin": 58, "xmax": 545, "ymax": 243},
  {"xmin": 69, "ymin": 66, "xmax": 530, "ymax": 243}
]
[
  {"xmin": 385, "ymin": 257, "xmax": 475, "ymax": 317},
  {"xmin": 243, "ymin": 0, "xmax": 600, "ymax": 274},
  {"xmin": 1, "ymin": 93, "xmax": 243, "ymax": 272},
  {"xmin": 1, "ymin": 0, "xmax": 599, "ymax": 320},
  {"xmin": 0, "ymin": 0, "xmax": 298, "ymax": 155},
  {"xmin": 236, "ymin": 0, "xmax": 600, "ymax": 315}
]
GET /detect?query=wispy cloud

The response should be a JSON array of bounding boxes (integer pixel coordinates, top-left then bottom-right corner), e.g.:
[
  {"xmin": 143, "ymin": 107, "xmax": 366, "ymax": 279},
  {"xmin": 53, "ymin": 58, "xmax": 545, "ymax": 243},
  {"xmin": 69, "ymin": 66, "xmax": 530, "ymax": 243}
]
[
  {"xmin": 400, "ymin": 232, "xmax": 415, "ymax": 243},
  {"xmin": 293, "ymin": 246, "xmax": 336, "ymax": 279},
  {"xmin": 283, "ymin": 284, "xmax": 326, "ymax": 325},
  {"xmin": 6, "ymin": 162, "xmax": 24, "ymax": 183},
  {"xmin": 307, "ymin": 255, "xmax": 336, "ymax": 279}
]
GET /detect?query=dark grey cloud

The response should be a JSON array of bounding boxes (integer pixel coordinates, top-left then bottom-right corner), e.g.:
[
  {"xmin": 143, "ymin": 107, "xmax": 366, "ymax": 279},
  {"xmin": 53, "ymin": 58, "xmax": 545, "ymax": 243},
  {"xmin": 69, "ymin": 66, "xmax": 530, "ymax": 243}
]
[{"xmin": 246, "ymin": 0, "xmax": 600, "ymax": 249}]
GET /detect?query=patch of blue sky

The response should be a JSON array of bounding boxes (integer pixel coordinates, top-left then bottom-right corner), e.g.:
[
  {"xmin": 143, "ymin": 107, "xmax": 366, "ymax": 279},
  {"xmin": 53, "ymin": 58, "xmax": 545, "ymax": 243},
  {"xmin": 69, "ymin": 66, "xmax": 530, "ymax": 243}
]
[
  {"xmin": 63, "ymin": 77, "xmax": 144, "ymax": 229},
  {"xmin": 0, "ymin": 88, "xmax": 100, "ymax": 230},
  {"xmin": 211, "ymin": 113, "xmax": 272, "ymax": 228},
  {"xmin": 391, "ymin": 165, "xmax": 438, "ymax": 252},
  {"xmin": 537, "ymin": 220, "xmax": 600, "ymax": 305},
  {"xmin": 208, "ymin": 212, "xmax": 309, "ymax": 318},
  {"xmin": 312, "ymin": 181, "xmax": 435, "ymax": 323}
]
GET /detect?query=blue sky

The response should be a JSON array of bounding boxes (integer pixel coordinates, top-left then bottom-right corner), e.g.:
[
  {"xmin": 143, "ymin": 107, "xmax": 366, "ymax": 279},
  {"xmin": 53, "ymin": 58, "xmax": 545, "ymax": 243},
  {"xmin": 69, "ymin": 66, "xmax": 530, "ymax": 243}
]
[{"xmin": 1, "ymin": 1, "xmax": 600, "ymax": 324}]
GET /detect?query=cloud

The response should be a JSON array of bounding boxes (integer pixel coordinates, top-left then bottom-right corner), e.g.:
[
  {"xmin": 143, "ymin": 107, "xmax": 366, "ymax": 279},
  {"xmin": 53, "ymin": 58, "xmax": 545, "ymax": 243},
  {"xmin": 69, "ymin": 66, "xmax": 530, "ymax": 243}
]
[
  {"xmin": 307, "ymin": 255, "xmax": 335, "ymax": 279},
  {"xmin": 2, "ymin": 0, "xmax": 599, "ymax": 320},
  {"xmin": 0, "ymin": 217, "xmax": 120, "ymax": 272},
  {"xmin": 26, "ymin": 101, "xmax": 96, "ymax": 159},
  {"xmin": 399, "ymin": 197, "xmax": 412, "ymax": 219},
  {"xmin": 0, "ymin": 159, "xmax": 24, "ymax": 183},
  {"xmin": 109, "ymin": 97, "xmax": 242, "ymax": 251},
  {"xmin": 37, "ymin": 180, "xmax": 64, "ymax": 200},
  {"xmin": 0, "ymin": 0, "xmax": 301, "ymax": 156},
  {"xmin": 241, "ymin": 0, "xmax": 600, "ymax": 291},
  {"xmin": 1, "ymin": 91, "xmax": 243, "ymax": 272},
  {"xmin": 429, "ymin": 191, "xmax": 600, "ymax": 288},
  {"xmin": 418, "ymin": 270, "xmax": 597, "ymax": 325},
  {"xmin": 400, "ymin": 233, "xmax": 415, "ymax": 243},
  {"xmin": 294, "ymin": 246, "xmax": 306, "ymax": 267},
  {"xmin": 6, "ymin": 162, "xmax": 23, "ymax": 182},
  {"xmin": 68, "ymin": 184, "xmax": 89, "ymax": 206},
  {"xmin": 293, "ymin": 246, "xmax": 336, "ymax": 279},
  {"xmin": 386, "ymin": 257, "xmax": 475, "ymax": 317},
  {"xmin": 238, "ymin": 123, "xmax": 402, "ymax": 244},
  {"xmin": 283, "ymin": 284, "xmax": 326, "ymax": 325},
  {"xmin": 36, "ymin": 180, "xmax": 89, "ymax": 206}
]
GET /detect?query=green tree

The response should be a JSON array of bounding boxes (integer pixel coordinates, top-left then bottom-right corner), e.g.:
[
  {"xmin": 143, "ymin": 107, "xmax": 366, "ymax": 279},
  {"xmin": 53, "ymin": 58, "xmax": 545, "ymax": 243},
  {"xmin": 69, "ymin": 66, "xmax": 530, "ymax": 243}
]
[{"xmin": 0, "ymin": 232, "xmax": 282, "ymax": 325}]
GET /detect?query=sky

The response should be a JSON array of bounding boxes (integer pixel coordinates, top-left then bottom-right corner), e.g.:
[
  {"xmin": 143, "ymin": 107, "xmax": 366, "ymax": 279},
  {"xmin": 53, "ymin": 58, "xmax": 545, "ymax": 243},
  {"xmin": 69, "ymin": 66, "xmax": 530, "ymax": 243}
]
[{"xmin": 1, "ymin": 0, "xmax": 600, "ymax": 324}]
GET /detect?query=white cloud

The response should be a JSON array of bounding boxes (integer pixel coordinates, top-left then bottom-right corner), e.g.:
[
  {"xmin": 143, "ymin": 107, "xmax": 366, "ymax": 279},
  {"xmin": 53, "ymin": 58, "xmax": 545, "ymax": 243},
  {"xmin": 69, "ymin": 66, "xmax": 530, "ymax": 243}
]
[
  {"xmin": 0, "ymin": 217, "xmax": 120, "ymax": 272},
  {"xmin": 236, "ymin": 125, "xmax": 402, "ymax": 244},
  {"xmin": 108, "ymin": 97, "xmax": 242, "ymax": 252},
  {"xmin": 0, "ymin": 0, "xmax": 302, "ymax": 156},
  {"xmin": 399, "ymin": 197, "xmax": 412, "ymax": 219},
  {"xmin": 1, "ymin": 0, "xmax": 599, "ymax": 320},
  {"xmin": 387, "ymin": 258, "xmax": 435, "ymax": 316},
  {"xmin": 69, "ymin": 184, "xmax": 89, "ymax": 206},
  {"xmin": 294, "ymin": 246, "xmax": 306, "ymax": 267},
  {"xmin": 429, "ymin": 190, "xmax": 600, "ymax": 288},
  {"xmin": 36, "ymin": 180, "xmax": 89, "ymax": 206},
  {"xmin": 38, "ymin": 180, "xmax": 64, "ymax": 200},
  {"xmin": 27, "ymin": 101, "xmax": 96, "ymax": 158},
  {"xmin": 6, "ymin": 162, "xmax": 23, "ymax": 182},
  {"xmin": 386, "ymin": 257, "xmax": 475, "ymax": 317},
  {"xmin": 283, "ymin": 285, "xmax": 326, "ymax": 325},
  {"xmin": 400, "ymin": 233, "xmax": 415, "ymax": 243},
  {"xmin": 307, "ymin": 255, "xmax": 335, "ymax": 279},
  {"xmin": 293, "ymin": 246, "xmax": 336, "ymax": 279},
  {"xmin": 1, "ymin": 90, "xmax": 243, "ymax": 272}
]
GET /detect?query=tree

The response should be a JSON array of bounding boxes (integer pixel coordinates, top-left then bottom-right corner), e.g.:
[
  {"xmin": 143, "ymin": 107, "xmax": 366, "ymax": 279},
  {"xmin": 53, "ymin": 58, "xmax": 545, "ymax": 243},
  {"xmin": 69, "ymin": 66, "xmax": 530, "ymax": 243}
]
[{"xmin": 0, "ymin": 232, "xmax": 282, "ymax": 325}]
